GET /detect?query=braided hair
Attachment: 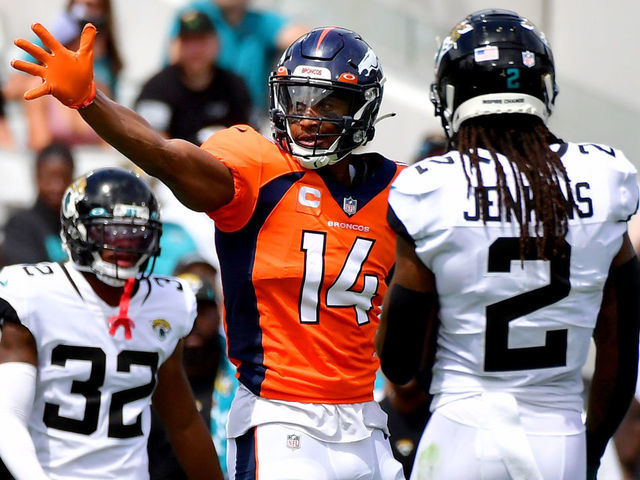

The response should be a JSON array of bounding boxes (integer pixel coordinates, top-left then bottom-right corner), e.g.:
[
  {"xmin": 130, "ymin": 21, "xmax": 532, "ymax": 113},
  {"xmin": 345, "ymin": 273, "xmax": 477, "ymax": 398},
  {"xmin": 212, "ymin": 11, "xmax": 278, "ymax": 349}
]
[{"xmin": 453, "ymin": 114, "xmax": 575, "ymax": 259}]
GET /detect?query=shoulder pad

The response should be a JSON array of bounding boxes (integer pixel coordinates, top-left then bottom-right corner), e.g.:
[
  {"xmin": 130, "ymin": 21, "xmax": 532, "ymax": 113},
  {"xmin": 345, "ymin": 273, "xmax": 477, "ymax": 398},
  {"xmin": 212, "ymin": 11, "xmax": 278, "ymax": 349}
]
[{"xmin": 392, "ymin": 153, "xmax": 459, "ymax": 196}]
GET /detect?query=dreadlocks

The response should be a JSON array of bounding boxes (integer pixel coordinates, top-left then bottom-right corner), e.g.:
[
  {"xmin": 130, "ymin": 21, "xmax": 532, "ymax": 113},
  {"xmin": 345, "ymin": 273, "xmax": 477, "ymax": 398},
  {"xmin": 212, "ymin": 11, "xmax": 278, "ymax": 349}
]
[{"xmin": 453, "ymin": 114, "xmax": 575, "ymax": 259}]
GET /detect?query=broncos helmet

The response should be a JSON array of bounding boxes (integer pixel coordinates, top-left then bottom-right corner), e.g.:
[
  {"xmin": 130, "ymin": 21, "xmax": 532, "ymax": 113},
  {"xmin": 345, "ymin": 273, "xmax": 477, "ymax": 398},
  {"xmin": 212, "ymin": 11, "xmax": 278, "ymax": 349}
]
[
  {"xmin": 431, "ymin": 9, "xmax": 558, "ymax": 137},
  {"xmin": 60, "ymin": 167, "xmax": 162, "ymax": 287},
  {"xmin": 269, "ymin": 27, "xmax": 385, "ymax": 169}
]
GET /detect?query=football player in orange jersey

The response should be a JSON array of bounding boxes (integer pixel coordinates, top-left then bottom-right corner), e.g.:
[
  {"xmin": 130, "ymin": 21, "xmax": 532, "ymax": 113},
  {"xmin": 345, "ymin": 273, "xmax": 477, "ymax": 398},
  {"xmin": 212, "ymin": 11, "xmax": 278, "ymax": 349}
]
[{"xmin": 12, "ymin": 23, "xmax": 405, "ymax": 479}]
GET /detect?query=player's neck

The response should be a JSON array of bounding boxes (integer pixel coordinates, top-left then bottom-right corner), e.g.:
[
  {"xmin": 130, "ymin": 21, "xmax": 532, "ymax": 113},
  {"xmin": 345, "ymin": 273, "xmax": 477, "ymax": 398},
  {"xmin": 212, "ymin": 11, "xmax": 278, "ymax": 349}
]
[
  {"xmin": 82, "ymin": 272, "xmax": 129, "ymax": 306},
  {"xmin": 326, "ymin": 156, "xmax": 353, "ymax": 187}
]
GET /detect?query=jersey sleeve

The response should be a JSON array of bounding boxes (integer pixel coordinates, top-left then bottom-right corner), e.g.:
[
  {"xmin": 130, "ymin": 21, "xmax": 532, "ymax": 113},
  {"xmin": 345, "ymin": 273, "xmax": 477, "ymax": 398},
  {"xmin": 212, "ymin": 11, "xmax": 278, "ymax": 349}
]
[
  {"xmin": 0, "ymin": 297, "xmax": 19, "ymax": 328},
  {"xmin": 607, "ymin": 149, "xmax": 639, "ymax": 222},
  {"xmin": 0, "ymin": 266, "xmax": 33, "ymax": 331},
  {"xmin": 388, "ymin": 158, "xmax": 450, "ymax": 239},
  {"xmin": 201, "ymin": 126, "xmax": 265, "ymax": 232},
  {"xmin": 176, "ymin": 278, "xmax": 198, "ymax": 339},
  {"xmin": 388, "ymin": 157, "xmax": 457, "ymax": 270}
]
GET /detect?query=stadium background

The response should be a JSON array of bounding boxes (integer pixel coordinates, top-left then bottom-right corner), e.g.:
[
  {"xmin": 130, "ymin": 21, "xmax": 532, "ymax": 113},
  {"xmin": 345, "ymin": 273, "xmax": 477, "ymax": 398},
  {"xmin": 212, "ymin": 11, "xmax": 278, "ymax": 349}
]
[
  {"xmin": 0, "ymin": 1, "xmax": 637, "ymax": 477},
  {"xmin": 0, "ymin": 0, "xmax": 637, "ymax": 224}
]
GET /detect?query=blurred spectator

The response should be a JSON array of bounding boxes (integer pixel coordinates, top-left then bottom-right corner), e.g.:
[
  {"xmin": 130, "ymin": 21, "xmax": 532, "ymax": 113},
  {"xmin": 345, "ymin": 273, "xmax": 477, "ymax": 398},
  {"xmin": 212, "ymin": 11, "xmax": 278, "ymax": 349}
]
[
  {"xmin": 168, "ymin": 0, "xmax": 307, "ymax": 122},
  {"xmin": 1, "ymin": 143, "xmax": 74, "ymax": 266},
  {"xmin": 123, "ymin": 167, "xmax": 214, "ymax": 276},
  {"xmin": 148, "ymin": 259, "xmax": 222, "ymax": 480},
  {"xmin": 0, "ymin": 81, "xmax": 14, "ymax": 149},
  {"xmin": 379, "ymin": 379, "xmax": 431, "ymax": 479},
  {"xmin": 169, "ymin": 255, "xmax": 234, "ymax": 479},
  {"xmin": 136, "ymin": 10, "xmax": 252, "ymax": 146},
  {"xmin": 3, "ymin": 0, "xmax": 122, "ymax": 150},
  {"xmin": 413, "ymin": 132, "xmax": 447, "ymax": 163}
]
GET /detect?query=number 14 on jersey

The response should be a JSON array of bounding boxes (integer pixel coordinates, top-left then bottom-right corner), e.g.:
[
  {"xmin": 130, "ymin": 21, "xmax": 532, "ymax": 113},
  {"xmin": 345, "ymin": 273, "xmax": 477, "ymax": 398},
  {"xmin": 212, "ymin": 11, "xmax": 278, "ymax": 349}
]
[{"xmin": 299, "ymin": 231, "xmax": 379, "ymax": 326}]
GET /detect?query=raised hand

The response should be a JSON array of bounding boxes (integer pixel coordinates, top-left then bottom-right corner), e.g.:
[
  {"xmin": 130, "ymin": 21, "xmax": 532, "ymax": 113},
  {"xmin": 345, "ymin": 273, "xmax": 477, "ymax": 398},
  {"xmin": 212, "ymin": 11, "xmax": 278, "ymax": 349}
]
[{"xmin": 12, "ymin": 22, "xmax": 97, "ymax": 109}]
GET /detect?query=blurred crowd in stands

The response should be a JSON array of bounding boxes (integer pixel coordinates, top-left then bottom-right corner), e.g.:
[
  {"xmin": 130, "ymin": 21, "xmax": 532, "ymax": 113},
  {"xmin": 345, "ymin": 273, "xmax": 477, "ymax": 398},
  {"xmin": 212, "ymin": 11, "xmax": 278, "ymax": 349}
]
[{"xmin": 5, "ymin": 2, "xmax": 637, "ymax": 480}]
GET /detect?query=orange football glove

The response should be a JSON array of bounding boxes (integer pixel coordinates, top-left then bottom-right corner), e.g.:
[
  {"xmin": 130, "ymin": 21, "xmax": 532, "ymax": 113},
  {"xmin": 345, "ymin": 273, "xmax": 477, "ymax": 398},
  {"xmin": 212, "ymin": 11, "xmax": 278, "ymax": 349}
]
[{"xmin": 11, "ymin": 22, "xmax": 97, "ymax": 109}]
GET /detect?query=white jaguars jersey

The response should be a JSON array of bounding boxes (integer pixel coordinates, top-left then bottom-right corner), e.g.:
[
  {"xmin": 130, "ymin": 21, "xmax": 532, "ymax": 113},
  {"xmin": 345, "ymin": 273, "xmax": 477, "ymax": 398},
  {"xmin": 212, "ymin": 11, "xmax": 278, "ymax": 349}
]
[
  {"xmin": 0, "ymin": 262, "xmax": 196, "ymax": 480},
  {"xmin": 389, "ymin": 143, "xmax": 639, "ymax": 414}
]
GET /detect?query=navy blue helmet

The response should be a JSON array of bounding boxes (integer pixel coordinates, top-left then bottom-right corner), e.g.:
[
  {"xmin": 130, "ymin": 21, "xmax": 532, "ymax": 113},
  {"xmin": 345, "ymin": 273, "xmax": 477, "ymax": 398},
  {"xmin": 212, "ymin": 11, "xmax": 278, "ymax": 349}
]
[
  {"xmin": 431, "ymin": 9, "xmax": 558, "ymax": 137},
  {"xmin": 269, "ymin": 27, "xmax": 385, "ymax": 169}
]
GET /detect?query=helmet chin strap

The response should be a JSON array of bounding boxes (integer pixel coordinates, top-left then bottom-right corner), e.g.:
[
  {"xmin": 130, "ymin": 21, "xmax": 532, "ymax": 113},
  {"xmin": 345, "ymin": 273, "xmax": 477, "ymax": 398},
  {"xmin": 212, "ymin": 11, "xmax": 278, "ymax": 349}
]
[
  {"xmin": 87, "ymin": 252, "xmax": 147, "ymax": 287},
  {"xmin": 108, "ymin": 278, "xmax": 136, "ymax": 340},
  {"xmin": 97, "ymin": 272, "xmax": 126, "ymax": 287}
]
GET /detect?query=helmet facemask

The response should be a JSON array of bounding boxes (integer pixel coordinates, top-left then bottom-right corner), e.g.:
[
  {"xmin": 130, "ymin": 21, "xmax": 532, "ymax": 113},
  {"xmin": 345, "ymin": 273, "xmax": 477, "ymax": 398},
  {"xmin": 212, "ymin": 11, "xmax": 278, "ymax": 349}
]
[
  {"xmin": 271, "ymin": 78, "xmax": 381, "ymax": 169},
  {"xmin": 60, "ymin": 168, "xmax": 162, "ymax": 287},
  {"xmin": 84, "ymin": 220, "xmax": 161, "ymax": 287}
]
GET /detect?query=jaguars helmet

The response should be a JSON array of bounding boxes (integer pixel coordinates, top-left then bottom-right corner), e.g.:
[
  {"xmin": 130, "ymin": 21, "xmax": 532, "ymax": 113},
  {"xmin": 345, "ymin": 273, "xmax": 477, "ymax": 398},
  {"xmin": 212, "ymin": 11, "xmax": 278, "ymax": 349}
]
[
  {"xmin": 60, "ymin": 167, "xmax": 162, "ymax": 287},
  {"xmin": 269, "ymin": 27, "xmax": 385, "ymax": 169},
  {"xmin": 431, "ymin": 9, "xmax": 558, "ymax": 137}
]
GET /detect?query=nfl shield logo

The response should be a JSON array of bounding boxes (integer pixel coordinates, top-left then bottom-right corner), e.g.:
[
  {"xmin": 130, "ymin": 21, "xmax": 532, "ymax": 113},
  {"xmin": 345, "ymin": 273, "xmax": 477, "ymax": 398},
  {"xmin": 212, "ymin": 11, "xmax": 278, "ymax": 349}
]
[
  {"xmin": 522, "ymin": 51, "xmax": 535, "ymax": 68},
  {"xmin": 287, "ymin": 434, "xmax": 301, "ymax": 450},
  {"xmin": 343, "ymin": 196, "xmax": 358, "ymax": 216}
]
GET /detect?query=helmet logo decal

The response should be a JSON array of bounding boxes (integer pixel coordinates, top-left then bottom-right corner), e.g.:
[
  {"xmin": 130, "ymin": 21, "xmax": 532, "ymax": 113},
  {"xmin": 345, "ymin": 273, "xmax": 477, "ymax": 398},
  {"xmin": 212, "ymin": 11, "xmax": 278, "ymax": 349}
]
[
  {"xmin": 113, "ymin": 204, "xmax": 150, "ymax": 220},
  {"xmin": 62, "ymin": 177, "xmax": 86, "ymax": 219},
  {"xmin": 357, "ymin": 48, "xmax": 378, "ymax": 76},
  {"xmin": 474, "ymin": 46, "xmax": 499, "ymax": 63},
  {"xmin": 89, "ymin": 207, "xmax": 107, "ymax": 217},
  {"xmin": 435, "ymin": 37, "xmax": 455, "ymax": 71},
  {"xmin": 338, "ymin": 72, "xmax": 357, "ymax": 84},
  {"xmin": 449, "ymin": 20, "xmax": 473, "ymax": 42},
  {"xmin": 315, "ymin": 26, "xmax": 336, "ymax": 51},
  {"xmin": 292, "ymin": 65, "xmax": 331, "ymax": 79},
  {"xmin": 522, "ymin": 51, "xmax": 536, "ymax": 68}
]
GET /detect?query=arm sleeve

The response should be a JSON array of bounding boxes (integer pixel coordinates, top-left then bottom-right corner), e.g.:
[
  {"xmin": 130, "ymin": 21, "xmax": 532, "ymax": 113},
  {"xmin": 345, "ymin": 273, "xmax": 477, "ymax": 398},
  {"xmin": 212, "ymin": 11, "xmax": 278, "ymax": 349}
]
[
  {"xmin": 0, "ymin": 362, "xmax": 49, "ymax": 480},
  {"xmin": 379, "ymin": 284, "xmax": 436, "ymax": 385},
  {"xmin": 608, "ymin": 150, "xmax": 639, "ymax": 222},
  {"xmin": 587, "ymin": 255, "xmax": 640, "ymax": 468},
  {"xmin": 201, "ymin": 127, "xmax": 265, "ymax": 232}
]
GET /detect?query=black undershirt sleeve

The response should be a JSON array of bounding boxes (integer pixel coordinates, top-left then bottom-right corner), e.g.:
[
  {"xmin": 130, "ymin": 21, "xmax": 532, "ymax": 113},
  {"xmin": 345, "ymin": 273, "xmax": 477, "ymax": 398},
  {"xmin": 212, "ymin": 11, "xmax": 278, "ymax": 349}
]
[
  {"xmin": 587, "ymin": 255, "xmax": 640, "ymax": 468},
  {"xmin": 380, "ymin": 284, "xmax": 437, "ymax": 385}
]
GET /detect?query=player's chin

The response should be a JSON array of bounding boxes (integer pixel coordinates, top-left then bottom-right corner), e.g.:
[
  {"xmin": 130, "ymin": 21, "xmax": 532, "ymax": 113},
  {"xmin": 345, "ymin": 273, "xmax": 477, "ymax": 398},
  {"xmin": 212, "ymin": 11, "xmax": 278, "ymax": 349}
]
[
  {"xmin": 103, "ymin": 252, "xmax": 141, "ymax": 268},
  {"xmin": 294, "ymin": 136, "xmax": 338, "ymax": 150}
]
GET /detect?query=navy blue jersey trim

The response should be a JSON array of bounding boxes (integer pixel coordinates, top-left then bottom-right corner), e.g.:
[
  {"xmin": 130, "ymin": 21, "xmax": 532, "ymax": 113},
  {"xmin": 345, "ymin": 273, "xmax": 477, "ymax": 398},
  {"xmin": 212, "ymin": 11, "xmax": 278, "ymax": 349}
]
[
  {"xmin": 59, "ymin": 263, "xmax": 84, "ymax": 301},
  {"xmin": 141, "ymin": 277, "xmax": 152, "ymax": 305},
  {"xmin": 0, "ymin": 296, "xmax": 20, "ymax": 327},
  {"xmin": 216, "ymin": 172, "xmax": 304, "ymax": 395},
  {"xmin": 387, "ymin": 204, "xmax": 414, "ymax": 245},
  {"xmin": 318, "ymin": 153, "xmax": 398, "ymax": 216},
  {"xmin": 234, "ymin": 427, "xmax": 257, "ymax": 479}
]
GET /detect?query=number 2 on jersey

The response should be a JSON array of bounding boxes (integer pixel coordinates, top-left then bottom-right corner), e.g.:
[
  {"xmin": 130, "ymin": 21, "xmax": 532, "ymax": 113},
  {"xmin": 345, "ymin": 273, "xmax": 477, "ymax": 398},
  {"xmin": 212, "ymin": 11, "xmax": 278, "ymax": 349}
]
[
  {"xmin": 484, "ymin": 237, "xmax": 571, "ymax": 371},
  {"xmin": 299, "ymin": 231, "xmax": 378, "ymax": 325}
]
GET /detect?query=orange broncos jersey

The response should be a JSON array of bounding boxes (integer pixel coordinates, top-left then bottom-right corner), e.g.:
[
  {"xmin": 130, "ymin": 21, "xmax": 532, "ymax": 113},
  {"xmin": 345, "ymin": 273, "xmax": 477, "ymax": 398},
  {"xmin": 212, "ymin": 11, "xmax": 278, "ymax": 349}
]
[{"xmin": 203, "ymin": 126, "xmax": 404, "ymax": 404}]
